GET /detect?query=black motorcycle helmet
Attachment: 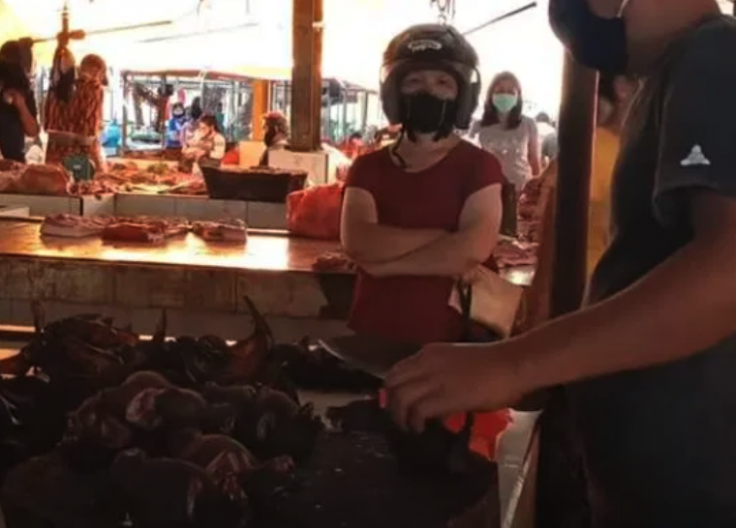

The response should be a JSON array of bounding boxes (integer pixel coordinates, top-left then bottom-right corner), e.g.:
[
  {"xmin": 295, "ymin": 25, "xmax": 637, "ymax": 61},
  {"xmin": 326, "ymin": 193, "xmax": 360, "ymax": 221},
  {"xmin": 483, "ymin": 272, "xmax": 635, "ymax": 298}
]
[{"xmin": 380, "ymin": 24, "xmax": 481, "ymax": 130}]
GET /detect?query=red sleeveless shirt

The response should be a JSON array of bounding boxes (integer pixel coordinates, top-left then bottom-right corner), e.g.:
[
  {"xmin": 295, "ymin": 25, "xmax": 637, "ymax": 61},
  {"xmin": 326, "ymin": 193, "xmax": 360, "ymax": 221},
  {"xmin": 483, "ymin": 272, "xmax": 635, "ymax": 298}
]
[{"xmin": 345, "ymin": 141, "xmax": 505, "ymax": 344}]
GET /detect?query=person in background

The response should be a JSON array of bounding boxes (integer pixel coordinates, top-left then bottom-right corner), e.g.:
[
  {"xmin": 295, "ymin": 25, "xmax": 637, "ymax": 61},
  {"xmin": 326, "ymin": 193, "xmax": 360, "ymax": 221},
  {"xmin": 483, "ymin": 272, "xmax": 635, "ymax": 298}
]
[
  {"xmin": 43, "ymin": 46, "xmax": 76, "ymax": 149},
  {"xmin": 259, "ymin": 111, "xmax": 289, "ymax": 166},
  {"xmin": 45, "ymin": 53, "xmax": 108, "ymax": 172},
  {"xmin": 535, "ymin": 111, "xmax": 558, "ymax": 167},
  {"xmin": 180, "ymin": 96, "xmax": 203, "ymax": 147},
  {"xmin": 0, "ymin": 40, "xmax": 39, "ymax": 162},
  {"xmin": 166, "ymin": 102, "xmax": 187, "ymax": 148},
  {"xmin": 372, "ymin": 123, "xmax": 401, "ymax": 147},
  {"xmin": 386, "ymin": 0, "xmax": 736, "ymax": 525},
  {"xmin": 341, "ymin": 131, "xmax": 364, "ymax": 160},
  {"xmin": 102, "ymin": 117, "xmax": 121, "ymax": 154},
  {"xmin": 340, "ymin": 23, "xmax": 504, "ymax": 345},
  {"xmin": 215, "ymin": 102, "xmax": 226, "ymax": 134},
  {"xmin": 588, "ymin": 73, "xmax": 639, "ymax": 273},
  {"xmin": 182, "ymin": 114, "xmax": 226, "ymax": 169},
  {"xmin": 469, "ymin": 72, "xmax": 541, "ymax": 191}
]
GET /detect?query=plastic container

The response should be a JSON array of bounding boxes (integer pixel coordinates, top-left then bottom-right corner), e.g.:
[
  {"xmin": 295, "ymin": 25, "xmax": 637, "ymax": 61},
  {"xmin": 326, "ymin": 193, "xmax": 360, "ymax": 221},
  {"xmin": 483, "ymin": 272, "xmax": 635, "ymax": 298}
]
[{"xmin": 202, "ymin": 166, "xmax": 308, "ymax": 203}]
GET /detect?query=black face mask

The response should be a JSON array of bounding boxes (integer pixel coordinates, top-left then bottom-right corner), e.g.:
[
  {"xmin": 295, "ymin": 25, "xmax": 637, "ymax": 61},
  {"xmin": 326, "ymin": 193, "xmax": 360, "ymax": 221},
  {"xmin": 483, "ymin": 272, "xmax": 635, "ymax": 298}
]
[
  {"xmin": 399, "ymin": 91, "xmax": 457, "ymax": 141},
  {"xmin": 549, "ymin": 0, "xmax": 628, "ymax": 74}
]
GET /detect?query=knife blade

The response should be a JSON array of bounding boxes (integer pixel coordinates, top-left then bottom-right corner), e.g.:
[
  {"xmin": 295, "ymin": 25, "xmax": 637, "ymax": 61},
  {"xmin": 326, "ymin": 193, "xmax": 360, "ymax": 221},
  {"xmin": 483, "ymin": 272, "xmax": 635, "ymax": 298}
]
[{"xmin": 318, "ymin": 335, "xmax": 421, "ymax": 381}]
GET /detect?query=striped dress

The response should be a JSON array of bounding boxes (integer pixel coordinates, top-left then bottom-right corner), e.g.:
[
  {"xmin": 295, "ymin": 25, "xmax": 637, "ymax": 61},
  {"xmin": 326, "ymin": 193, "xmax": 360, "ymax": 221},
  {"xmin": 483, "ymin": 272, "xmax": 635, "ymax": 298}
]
[{"xmin": 44, "ymin": 78, "xmax": 105, "ymax": 170}]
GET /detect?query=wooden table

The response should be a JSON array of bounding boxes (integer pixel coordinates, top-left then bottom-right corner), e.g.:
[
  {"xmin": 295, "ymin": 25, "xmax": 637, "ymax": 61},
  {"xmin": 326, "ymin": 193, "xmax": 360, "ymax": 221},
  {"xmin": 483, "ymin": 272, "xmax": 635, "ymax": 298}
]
[{"xmin": 0, "ymin": 219, "xmax": 534, "ymax": 340}]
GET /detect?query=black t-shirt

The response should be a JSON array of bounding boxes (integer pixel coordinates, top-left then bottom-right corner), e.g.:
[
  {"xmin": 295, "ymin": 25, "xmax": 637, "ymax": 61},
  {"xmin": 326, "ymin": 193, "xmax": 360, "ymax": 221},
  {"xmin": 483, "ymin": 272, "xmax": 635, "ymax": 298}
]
[
  {"xmin": 0, "ymin": 88, "xmax": 36, "ymax": 162},
  {"xmin": 568, "ymin": 16, "xmax": 736, "ymax": 528}
]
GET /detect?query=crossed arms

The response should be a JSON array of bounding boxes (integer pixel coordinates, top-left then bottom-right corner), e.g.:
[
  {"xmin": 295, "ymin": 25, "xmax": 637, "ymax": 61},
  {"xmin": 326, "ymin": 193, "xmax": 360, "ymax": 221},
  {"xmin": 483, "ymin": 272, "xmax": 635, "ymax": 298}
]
[{"xmin": 340, "ymin": 184, "xmax": 502, "ymax": 277}]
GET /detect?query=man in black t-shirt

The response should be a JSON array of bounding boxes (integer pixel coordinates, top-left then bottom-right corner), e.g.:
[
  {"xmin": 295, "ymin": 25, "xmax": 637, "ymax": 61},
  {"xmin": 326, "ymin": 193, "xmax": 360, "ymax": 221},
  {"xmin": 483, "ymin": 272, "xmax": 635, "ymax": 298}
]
[
  {"xmin": 0, "ymin": 40, "xmax": 39, "ymax": 162},
  {"xmin": 384, "ymin": 0, "xmax": 736, "ymax": 526}
]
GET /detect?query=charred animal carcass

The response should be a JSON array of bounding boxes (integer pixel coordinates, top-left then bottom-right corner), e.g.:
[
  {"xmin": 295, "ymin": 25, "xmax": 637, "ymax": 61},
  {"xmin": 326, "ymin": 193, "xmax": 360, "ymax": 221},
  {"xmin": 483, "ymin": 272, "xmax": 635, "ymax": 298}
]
[
  {"xmin": 2, "ymin": 453, "xmax": 121, "ymax": 528},
  {"xmin": 3, "ymin": 303, "xmax": 139, "ymax": 389},
  {"xmin": 205, "ymin": 384, "xmax": 322, "ymax": 464},
  {"xmin": 111, "ymin": 448, "xmax": 246, "ymax": 528},
  {"xmin": 171, "ymin": 429, "xmax": 295, "ymax": 507},
  {"xmin": 60, "ymin": 390, "xmax": 135, "ymax": 471}
]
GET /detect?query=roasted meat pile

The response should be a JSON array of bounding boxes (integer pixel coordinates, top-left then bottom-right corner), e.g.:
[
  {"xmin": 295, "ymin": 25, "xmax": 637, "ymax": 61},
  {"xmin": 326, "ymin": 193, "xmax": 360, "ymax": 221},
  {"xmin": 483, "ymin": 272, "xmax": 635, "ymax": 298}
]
[
  {"xmin": 0, "ymin": 159, "xmax": 205, "ymax": 197},
  {"xmin": 0, "ymin": 298, "xmax": 323, "ymax": 528},
  {"xmin": 0, "ymin": 164, "xmax": 71, "ymax": 195},
  {"xmin": 0, "ymin": 297, "xmax": 493, "ymax": 528}
]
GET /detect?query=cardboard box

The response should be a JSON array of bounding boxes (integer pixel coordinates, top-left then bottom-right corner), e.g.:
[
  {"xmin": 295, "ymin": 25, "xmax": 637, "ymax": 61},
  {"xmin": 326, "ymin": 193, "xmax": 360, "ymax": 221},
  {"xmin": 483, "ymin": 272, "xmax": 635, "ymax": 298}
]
[{"xmin": 0, "ymin": 194, "xmax": 81, "ymax": 216}]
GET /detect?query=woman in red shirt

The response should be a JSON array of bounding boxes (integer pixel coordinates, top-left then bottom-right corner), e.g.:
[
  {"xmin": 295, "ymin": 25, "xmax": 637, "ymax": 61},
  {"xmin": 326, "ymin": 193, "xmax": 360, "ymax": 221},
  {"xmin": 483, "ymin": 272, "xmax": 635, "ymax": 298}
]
[{"xmin": 340, "ymin": 24, "xmax": 505, "ymax": 346}]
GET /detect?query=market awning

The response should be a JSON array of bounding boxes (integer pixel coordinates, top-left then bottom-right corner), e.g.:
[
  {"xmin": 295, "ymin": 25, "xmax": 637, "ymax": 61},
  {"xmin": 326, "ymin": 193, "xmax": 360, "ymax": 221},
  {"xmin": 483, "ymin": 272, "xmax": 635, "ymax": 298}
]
[
  {"xmin": 0, "ymin": 0, "xmax": 30, "ymax": 48},
  {"xmin": 3, "ymin": 0, "xmax": 564, "ymax": 110}
]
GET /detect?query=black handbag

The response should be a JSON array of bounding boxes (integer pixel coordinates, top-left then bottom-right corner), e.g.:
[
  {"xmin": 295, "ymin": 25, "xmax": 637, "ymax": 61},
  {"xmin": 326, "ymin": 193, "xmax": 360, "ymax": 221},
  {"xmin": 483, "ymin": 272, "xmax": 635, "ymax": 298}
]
[{"xmin": 455, "ymin": 280, "xmax": 502, "ymax": 343}]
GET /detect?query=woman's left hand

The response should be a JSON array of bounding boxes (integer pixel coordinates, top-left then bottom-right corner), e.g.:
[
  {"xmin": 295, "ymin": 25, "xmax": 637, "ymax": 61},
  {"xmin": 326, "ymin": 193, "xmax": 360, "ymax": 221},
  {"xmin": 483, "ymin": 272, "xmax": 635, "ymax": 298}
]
[{"xmin": 384, "ymin": 341, "xmax": 528, "ymax": 432}]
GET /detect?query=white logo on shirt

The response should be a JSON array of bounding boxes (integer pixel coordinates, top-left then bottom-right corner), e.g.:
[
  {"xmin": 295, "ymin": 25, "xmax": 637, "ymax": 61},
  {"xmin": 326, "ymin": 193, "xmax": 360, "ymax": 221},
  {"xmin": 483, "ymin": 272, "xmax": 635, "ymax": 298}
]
[{"xmin": 680, "ymin": 145, "xmax": 710, "ymax": 167}]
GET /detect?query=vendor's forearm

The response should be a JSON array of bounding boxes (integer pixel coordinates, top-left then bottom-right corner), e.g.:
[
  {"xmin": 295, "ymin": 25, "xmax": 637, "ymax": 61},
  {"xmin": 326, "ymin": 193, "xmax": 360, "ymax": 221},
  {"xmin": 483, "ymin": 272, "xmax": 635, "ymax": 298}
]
[
  {"xmin": 17, "ymin": 104, "xmax": 39, "ymax": 137},
  {"xmin": 344, "ymin": 224, "xmax": 447, "ymax": 264},
  {"xmin": 515, "ymin": 238, "xmax": 736, "ymax": 392}
]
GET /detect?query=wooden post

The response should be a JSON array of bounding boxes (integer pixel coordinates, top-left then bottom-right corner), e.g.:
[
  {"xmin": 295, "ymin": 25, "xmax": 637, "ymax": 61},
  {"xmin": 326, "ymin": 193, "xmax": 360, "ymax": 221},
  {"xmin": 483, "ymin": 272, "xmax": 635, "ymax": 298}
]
[
  {"xmin": 534, "ymin": 53, "xmax": 598, "ymax": 528},
  {"xmin": 291, "ymin": 0, "xmax": 323, "ymax": 151},
  {"xmin": 550, "ymin": 56, "xmax": 597, "ymax": 316},
  {"xmin": 251, "ymin": 80, "xmax": 271, "ymax": 141}
]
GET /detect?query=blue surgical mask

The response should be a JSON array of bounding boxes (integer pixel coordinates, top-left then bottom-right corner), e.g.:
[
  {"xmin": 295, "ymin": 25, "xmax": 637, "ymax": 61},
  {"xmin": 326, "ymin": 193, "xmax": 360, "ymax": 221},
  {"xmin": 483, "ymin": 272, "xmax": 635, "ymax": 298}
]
[{"xmin": 492, "ymin": 93, "xmax": 518, "ymax": 114}]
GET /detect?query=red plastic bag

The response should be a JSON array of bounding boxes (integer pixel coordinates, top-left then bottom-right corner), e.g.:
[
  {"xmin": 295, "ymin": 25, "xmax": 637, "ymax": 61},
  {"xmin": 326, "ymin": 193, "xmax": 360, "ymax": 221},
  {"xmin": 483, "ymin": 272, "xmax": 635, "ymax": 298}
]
[
  {"xmin": 287, "ymin": 182, "xmax": 344, "ymax": 240},
  {"xmin": 221, "ymin": 149, "xmax": 239, "ymax": 166},
  {"xmin": 378, "ymin": 390, "xmax": 511, "ymax": 460}
]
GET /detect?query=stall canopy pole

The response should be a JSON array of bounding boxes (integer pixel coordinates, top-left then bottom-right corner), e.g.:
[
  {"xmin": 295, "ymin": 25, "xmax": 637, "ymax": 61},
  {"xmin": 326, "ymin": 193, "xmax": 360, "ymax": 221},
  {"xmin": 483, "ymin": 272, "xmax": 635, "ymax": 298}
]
[
  {"xmin": 290, "ymin": 0, "xmax": 324, "ymax": 151},
  {"xmin": 534, "ymin": 53, "xmax": 598, "ymax": 528},
  {"xmin": 550, "ymin": 56, "xmax": 597, "ymax": 316}
]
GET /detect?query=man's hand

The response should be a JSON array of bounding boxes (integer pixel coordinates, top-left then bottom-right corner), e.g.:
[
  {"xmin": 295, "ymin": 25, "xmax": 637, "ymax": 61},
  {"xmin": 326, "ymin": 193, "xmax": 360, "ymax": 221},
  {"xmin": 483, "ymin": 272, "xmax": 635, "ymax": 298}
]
[{"xmin": 384, "ymin": 341, "xmax": 526, "ymax": 432}]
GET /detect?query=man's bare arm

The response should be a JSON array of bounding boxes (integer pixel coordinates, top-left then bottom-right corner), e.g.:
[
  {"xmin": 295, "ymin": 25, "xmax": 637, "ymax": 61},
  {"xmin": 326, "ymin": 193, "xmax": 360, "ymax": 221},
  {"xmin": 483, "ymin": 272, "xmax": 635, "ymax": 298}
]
[
  {"xmin": 514, "ymin": 191, "xmax": 736, "ymax": 391},
  {"xmin": 365, "ymin": 184, "xmax": 501, "ymax": 277},
  {"xmin": 340, "ymin": 187, "xmax": 446, "ymax": 264},
  {"xmin": 10, "ymin": 91, "xmax": 39, "ymax": 137}
]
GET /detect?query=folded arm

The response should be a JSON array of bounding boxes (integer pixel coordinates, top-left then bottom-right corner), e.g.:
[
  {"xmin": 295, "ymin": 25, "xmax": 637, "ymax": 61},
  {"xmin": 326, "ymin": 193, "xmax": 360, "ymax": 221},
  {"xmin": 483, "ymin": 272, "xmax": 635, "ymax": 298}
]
[
  {"xmin": 517, "ymin": 191, "xmax": 736, "ymax": 391},
  {"xmin": 364, "ymin": 183, "xmax": 502, "ymax": 277},
  {"xmin": 340, "ymin": 187, "xmax": 447, "ymax": 264}
]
